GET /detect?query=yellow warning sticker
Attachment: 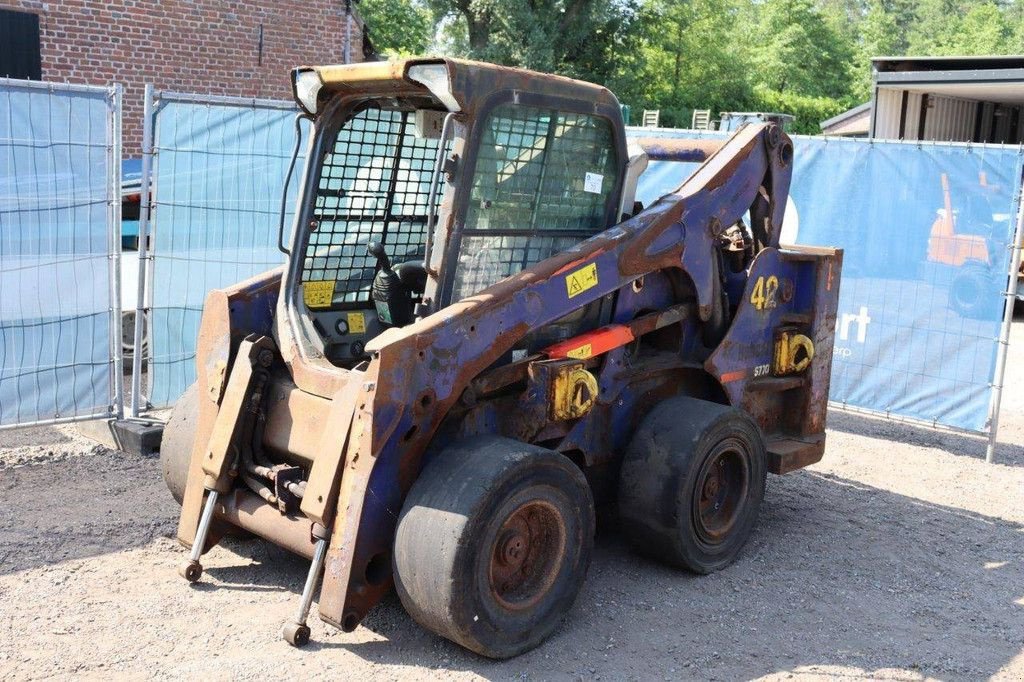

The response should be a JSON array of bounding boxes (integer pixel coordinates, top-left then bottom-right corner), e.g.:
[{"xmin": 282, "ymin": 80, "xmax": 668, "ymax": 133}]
[
  {"xmin": 347, "ymin": 312, "xmax": 367, "ymax": 335},
  {"xmin": 565, "ymin": 263, "xmax": 598, "ymax": 299},
  {"xmin": 303, "ymin": 281, "xmax": 335, "ymax": 309},
  {"xmin": 566, "ymin": 343, "xmax": 593, "ymax": 359}
]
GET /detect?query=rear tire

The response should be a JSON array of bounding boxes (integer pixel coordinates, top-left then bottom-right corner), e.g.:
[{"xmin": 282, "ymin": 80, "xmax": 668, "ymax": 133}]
[
  {"xmin": 160, "ymin": 381, "xmax": 199, "ymax": 505},
  {"xmin": 618, "ymin": 396, "xmax": 766, "ymax": 573},
  {"xmin": 393, "ymin": 436, "xmax": 595, "ymax": 659}
]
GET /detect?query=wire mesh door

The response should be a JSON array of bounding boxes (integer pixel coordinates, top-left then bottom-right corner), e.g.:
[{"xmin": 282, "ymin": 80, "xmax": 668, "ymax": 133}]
[{"xmin": 303, "ymin": 106, "xmax": 448, "ymax": 308}]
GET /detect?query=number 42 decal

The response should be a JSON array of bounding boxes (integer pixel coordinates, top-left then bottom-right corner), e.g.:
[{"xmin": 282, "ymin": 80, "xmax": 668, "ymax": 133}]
[{"xmin": 749, "ymin": 275, "xmax": 779, "ymax": 311}]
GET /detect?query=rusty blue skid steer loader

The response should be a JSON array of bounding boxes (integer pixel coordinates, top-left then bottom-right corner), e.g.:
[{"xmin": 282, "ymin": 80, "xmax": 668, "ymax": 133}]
[{"xmin": 160, "ymin": 58, "xmax": 842, "ymax": 658}]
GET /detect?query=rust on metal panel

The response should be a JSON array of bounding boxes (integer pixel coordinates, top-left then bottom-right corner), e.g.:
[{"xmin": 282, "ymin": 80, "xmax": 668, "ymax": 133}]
[
  {"xmin": 199, "ymin": 336, "xmax": 276, "ymax": 491},
  {"xmin": 299, "ymin": 378, "xmax": 362, "ymax": 528},
  {"xmin": 766, "ymin": 436, "xmax": 826, "ymax": 474},
  {"xmin": 634, "ymin": 137, "xmax": 725, "ymax": 163},
  {"xmin": 310, "ymin": 57, "xmax": 623, "ymax": 125},
  {"xmin": 177, "ymin": 268, "xmax": 282, "ymax": 548},
  {"xmin": 217, "ymin": 490, "xmax": 317, "ymax": 560},
  {"xmin": 261, "ymin": 376, "xmax": 334, "ymax": 466}
]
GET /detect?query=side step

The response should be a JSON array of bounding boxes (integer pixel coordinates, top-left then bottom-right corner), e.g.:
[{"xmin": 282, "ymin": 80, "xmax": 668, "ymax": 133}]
[{"xmin": 766, "ymin": 436, "xmax": 825, "ymax": 474}]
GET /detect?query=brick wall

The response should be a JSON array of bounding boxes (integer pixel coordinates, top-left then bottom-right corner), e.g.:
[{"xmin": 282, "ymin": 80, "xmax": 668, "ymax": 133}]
[{"xmin": 3, "ymin": 1, "xmax": 364, "ymax": 154}]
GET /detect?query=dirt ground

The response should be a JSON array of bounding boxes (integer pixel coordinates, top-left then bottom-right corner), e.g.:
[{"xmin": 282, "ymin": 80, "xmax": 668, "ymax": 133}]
[{"xmin": 1, "ymin": 319, "xmax": 1022, "ymax": 681}]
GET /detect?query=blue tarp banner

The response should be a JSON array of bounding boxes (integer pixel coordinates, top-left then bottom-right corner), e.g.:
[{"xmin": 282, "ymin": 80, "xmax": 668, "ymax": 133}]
[
  {"xmin": 630, "ymin": 128, "xmax": 1024, "ymax": 432},
  {"xmin": 0, "ymin": 81, "xmax": 116, "ymax": 426},
  {"xmin": 148, "ymin": 97, "xmax": 305, "ymax": 407}
]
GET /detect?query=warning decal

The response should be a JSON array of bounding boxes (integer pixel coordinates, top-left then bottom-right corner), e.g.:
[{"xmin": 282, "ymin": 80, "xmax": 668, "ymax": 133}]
[
  {"xmin": 347, "ymin": 312, "xmax": 367, "ymax": 334},
  {"xmin": 565, "ymin": 263, "xmax": 599, "ymax": 299},
  {"xmin": 566, "ymin": 343, "xmax": 593, "ymax": 359},
  {"xmin": 303, "ymin": 281, "xmax": 335, "ymax": 309}
]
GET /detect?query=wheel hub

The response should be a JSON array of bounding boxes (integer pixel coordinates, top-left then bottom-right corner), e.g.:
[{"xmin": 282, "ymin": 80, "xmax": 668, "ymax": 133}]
[
  {"xmin": 693, "ymin": 440, "xmax": 750, "ymax": 545},
  {"xmin": 497, "ymin": 529, "xmax": 528, "ymax": 567},
  {"xmin": 488, "ymin": 500, "xmax": 566, "ymax": 611}
]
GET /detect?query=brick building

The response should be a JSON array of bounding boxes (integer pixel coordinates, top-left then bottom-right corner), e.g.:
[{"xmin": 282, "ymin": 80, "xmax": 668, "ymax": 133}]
[{"xmin": 0, "ymin": 1, "xmax": 367, "ymax": 153}]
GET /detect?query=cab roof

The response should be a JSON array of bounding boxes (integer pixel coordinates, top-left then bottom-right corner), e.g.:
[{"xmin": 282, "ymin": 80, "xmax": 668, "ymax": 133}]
[{"xmin": 300, "ymin": 57, "xmax": 621, "ymax": 116}]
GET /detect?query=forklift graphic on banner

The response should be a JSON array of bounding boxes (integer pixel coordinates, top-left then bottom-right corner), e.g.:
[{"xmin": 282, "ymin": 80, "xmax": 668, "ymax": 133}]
[{"xmin": 927, "ymin": 172, "xmax": 1014, "ymax": 319}]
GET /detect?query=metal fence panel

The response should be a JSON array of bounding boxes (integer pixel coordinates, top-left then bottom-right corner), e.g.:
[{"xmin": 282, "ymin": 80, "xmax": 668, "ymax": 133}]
[
  {"xmin": 0, "ymin": 79, "xmax": 121, "ymax": 428},
  {"xmin": 630, "ymin": 127, "xmax": 1024, "ymax": 434},
  {"xmin": 144, "ymin": 92, "xmax": 306, "ymax": 407}
]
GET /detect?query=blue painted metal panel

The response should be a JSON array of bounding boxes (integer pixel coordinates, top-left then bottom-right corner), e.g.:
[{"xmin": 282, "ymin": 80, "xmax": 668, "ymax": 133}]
[{"xmin": 629, "ymin": 128, "xmax": 1024, "ymax": 432}]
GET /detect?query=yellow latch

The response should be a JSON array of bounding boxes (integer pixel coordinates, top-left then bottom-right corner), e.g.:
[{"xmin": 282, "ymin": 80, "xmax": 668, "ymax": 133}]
[
  {"xmin": 551, "ymin": 367, "xmax": 599, "ymax": 421},
  {"xmin": 774, "ymin": 331, "xmax": 815, "ymax": 375}
]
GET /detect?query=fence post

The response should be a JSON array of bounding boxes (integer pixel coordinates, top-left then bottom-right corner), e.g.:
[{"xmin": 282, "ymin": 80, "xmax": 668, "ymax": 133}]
[
  {"xmin": 985, "ymin": 178, "xmax": 1024, "ymax": 463},
  {"xmin": 130, "ymin": 84, "xmax": 155, "ymax": 418},
  {"xmin": 109, "ymin": 84, "xmax": 124, "ymax": 419}
]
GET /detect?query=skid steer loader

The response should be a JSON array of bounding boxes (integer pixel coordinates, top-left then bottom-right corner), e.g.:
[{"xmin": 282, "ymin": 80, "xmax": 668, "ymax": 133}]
[{"xmin": 161, "ymin": 58, "xmax": 842, "ymax": 658}]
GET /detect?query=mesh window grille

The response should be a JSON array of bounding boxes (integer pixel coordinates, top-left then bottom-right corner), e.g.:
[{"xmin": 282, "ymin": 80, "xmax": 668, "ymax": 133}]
[{"xmin": 303, "ymin": 107, "xmax": 445, "ymax": 305}]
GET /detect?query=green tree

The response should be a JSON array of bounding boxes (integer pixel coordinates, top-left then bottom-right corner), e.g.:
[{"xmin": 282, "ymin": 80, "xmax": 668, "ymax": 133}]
[
  {"xmin": 359, "ymin": 0, "xmax": 1024, "ymax": 135},
  {"xmin": 946, "ymin": 2, "xmax": 1013, "ymax": 54},
  {"xmin": 608, "ymin": 0, "xmax": 752, "ymax": 127},
  {"xmin": 851, "ymin": 0, "xmax": 906, "ymax": 98},
  {"xmin": 747, "ymin": 0, "xmax": 854, "ymax": 99},
  {"xmin": 425, "ymin": 0, "xmax": 640, "ymax": 84},
  {"xmin": 908, "ymin": 0, "xmax": 1016, "ymax": 56},
  {"xmin": 359, "ymin": 0, "xmax": 434, "ymax": 57}
]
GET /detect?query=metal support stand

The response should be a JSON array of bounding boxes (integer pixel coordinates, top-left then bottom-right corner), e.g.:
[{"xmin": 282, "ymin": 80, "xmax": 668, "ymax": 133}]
[
  {"xmin": 178, "ymin": 490, "xmax": 219, "ymax": 582},
  {"xmin": 131, "ymin": 84, "xmax": 156, "ymax": 418},
  {"xmin": 282, "ymin": 536, "xmax": 329, "ymax": 647},
  {"xmin": 985, "ymin": 183, "xmax": 1024, "ymax": 464}
]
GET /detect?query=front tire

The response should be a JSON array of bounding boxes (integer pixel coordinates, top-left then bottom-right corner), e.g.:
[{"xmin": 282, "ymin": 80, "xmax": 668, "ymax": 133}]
[
  {"xmin": 393, "ymin": 436, "xmax": 595, "ymax": 659},
  {"xmin": 618, "ymin": 396, "xmax": 767, "ymax": 573}
]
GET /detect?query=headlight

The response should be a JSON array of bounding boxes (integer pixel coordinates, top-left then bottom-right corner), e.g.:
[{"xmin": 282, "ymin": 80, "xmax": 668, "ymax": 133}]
[
  {"xmin": 407, "ymin": 63, "xmax": 461, "ymax": 112},
  {"xmin": 292, "ymin": 68, "xmax": 324, "ymax": 115}
]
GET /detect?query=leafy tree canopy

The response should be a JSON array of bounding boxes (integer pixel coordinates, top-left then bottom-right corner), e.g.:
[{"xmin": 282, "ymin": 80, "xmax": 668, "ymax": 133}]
[
  {"xmin": 359, "ymin": 0, "xmax": 434, "ymax": 57},
  {"xmin": 359, "ymin": 0, "xmax": 1024, "ymax": 132}
]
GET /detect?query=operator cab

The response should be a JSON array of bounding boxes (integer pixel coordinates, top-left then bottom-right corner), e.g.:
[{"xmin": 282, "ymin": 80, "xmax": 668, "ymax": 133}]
[
  {"xmin": 282, "ymin": 60, "xmax": 638, "ymax": 369},
  {"xmin": 293, "ymin": 97, "xmax": 447, "ymax": 365}
]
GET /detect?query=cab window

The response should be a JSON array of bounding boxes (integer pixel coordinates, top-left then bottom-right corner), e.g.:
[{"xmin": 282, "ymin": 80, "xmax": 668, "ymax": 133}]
[{"xmin": 452, "ymin": 104, "xmax": 618, "ymax": 300}]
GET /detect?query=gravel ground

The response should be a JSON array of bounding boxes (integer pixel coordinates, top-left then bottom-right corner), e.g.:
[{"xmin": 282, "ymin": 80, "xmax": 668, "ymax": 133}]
[{"xmin": 1, "ymin": 318, "xmax": 1022, "ymax": 681}]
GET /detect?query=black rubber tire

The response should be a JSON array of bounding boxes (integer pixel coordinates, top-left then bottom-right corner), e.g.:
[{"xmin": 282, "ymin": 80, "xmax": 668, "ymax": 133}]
[
  {"xmin": 160, "ymin": 381, "xmax": 199, "ymax": 505},
  {"xmin": 618, "ymin": 396, "xmax": 766, "ymax": 574},
  {"xmin": 949, "ymin": 266, "xmax": 990, "ymax": 318},
  {"xmin": 393, "ymin": 435, "xmax": 595, "ymax": 659}
]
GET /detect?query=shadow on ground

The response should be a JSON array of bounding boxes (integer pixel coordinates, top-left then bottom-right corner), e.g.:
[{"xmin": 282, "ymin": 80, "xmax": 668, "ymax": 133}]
[
  {"xmin": 827, "ymin": 409, "xmax": 1024, "ymax": 467},
  {"xmin": 210, "ymin": 466, "xmax": 1024, "ymax": 680},
  {"xmin": 0, "ymin": 450, "xmax": 177, "ymax": 576},
  {"xmin": 3, "ymin": 448, "xmax": 1022, "ymax": 679}
]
